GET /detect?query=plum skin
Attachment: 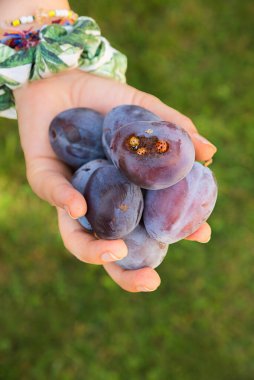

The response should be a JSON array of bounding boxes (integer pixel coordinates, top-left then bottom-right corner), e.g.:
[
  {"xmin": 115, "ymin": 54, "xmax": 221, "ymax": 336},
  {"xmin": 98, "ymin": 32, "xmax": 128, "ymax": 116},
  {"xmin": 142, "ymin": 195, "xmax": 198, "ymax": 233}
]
[
  {"xmin": 110, "ymin": 120, "xmax": 195, "ymax": 190},
  {"xmin": 116, "ymin": 224, "xmax": 169, "ymax": 270},
  {"xmin": 49, "ymin": 108, "xmax": 105, "ymax": 168},
  {"xmin": 102, "ymin": 105, "xmax": 160, "ymax": 159},
  {"xmin": 71, "ymin": 159, "xmax": 111, "ymax": 194},
  {"xmin": 143, "ymin": 162, "xmax": 218, "ymax": 244},
  {"xmin": 71, "ymin": 159, "xmax": 111, "ymax": 232},
  {"xmin": 84, "ymin": 166, "xmax": 144, "ymax": 240}
]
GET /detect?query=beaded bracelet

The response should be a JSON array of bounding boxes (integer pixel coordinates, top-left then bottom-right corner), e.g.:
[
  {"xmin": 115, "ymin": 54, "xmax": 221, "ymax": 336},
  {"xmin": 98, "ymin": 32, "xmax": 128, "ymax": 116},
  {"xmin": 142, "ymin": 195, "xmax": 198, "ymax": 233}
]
[
  {"xmin": 0, "ymin": 16, "xmax": 127, "ymax": 119},
  {"xmin": 5, "ymin": 9, "xmax": 78, "ymax": 28}
]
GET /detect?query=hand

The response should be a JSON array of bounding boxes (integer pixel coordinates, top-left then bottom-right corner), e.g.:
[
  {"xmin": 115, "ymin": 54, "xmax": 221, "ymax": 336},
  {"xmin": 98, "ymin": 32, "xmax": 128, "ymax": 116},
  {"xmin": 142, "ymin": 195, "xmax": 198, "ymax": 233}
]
[{"xmin": 14, "ymin": 70, "xmax": 217, "ymax": 292}]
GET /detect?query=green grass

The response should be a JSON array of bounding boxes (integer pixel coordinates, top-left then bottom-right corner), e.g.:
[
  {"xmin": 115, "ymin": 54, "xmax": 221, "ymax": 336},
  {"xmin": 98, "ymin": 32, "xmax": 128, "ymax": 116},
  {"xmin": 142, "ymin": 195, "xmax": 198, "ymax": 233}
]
[{"xmin": 0, "ymin": 0, "xmax": 254, "ymax": 379}]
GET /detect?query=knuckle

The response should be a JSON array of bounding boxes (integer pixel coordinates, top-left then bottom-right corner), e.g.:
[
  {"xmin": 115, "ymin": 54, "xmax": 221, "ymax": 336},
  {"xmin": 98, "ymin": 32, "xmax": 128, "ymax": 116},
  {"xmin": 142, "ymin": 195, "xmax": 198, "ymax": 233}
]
[
  {"xmin": 133, "ymin": 269, "xmax": 148, "ymax": 284},
  {"xmin": 132, "ymin": 90, "xmax": 160, "ymax": 109},
  {"xmin": 51, "ymin": 181, "xmax": 66, "ymax": 201},
  {"xmin": 181, "ymin": 115, "xmax": 197, "ymax": 132},
  {"xmin": 75, "ymin": 251, "xmax": 93, "ymax": 265},
  {"xmin": 63, "ymin": 235, "xmax": 92, "ymax": 264},
  {"xmin": 70, "ymin": 71, "xmax": 90, "ymax": 105},
  {"xmin": 25, "ymin": 167, "xmax": 33, "ymax": 186},
  {"xmin": 63, "ymin": 238, "xmax": 83, "ymax": 262},
  {"xmin": 183, "ymin": 115, "xmax": 193, "ymax": 126},
  {"xmin": 63, "ymin": 239, "xmax": 71, "ymax": 252},
  {"xmin": 25, "ymin": 166, "xmax": 40, "ymax": 193},
  {"xmin": 62, "ymin": 232, "xmax": 74, "ymax": 253}
]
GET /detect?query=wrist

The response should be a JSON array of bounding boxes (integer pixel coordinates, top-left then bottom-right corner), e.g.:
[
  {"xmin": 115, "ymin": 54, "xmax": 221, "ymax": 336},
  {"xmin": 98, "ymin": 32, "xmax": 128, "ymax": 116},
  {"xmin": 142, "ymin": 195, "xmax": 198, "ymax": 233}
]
[{"xmin": 0, "ymin": 0, "xmax": 70, "ymax": 24}]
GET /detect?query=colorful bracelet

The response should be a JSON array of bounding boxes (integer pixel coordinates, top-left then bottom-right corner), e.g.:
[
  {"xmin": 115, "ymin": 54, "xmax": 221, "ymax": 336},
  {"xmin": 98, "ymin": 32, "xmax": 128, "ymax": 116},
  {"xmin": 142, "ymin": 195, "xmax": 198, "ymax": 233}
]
[
  {"xmin": 5, "ymin": 9, "xmax": 78, "ymax": 28},
  {"xmin": 0, "ymin": 16, "xmax": 127, "ymax": 119}
]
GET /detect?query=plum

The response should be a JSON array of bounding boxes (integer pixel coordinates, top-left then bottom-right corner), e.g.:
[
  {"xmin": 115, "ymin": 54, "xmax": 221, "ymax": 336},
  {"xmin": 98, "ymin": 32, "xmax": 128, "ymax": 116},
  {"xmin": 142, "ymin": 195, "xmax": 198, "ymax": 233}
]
[
  {"xmin": 110, "ymin": 120, "xmax": 195, "ymax": 190},
  {"xmin": 117, "ymin": 224, "xmax": 169, "ymax": 270},
  {"xmin": 143, "ymin": 162, "xmax": 218, "ymax": 243},
  {"xmin": 84, "ymin": 166, "xmax": 144, "ymax": 239},
  {"xmin": 49, "ymin": 108, "xmax": 105, "ymax": 168},
  {"xmin": 71, "ymin": 159, "xmax": 111, "ymax": 231},
  {"xmin": 102, "ymin": 105, "xmax": 160, "ymax": 159}
]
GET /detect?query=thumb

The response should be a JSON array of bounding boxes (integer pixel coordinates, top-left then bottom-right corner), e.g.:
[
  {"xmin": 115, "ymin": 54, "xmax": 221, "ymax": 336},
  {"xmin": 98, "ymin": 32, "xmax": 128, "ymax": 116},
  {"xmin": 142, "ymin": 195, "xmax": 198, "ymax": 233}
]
[
  {"xmin": 14, "ymin": 76, "xmax": 87, "ymax": 218},
  {"xmin": 27, "ymin": 158, "xmax": 87, "ymax": 219},
  {"xmin": 26, "ymin": 156, "xmax": 87, "ymax": 219}
]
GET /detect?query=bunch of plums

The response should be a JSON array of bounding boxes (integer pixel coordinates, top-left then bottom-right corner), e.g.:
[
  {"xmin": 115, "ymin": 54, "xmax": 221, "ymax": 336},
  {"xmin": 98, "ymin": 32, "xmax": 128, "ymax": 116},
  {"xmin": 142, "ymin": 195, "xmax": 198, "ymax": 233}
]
[{"xmin": 49, "ymin": 105, "xmax": 217, "ymax": 270}]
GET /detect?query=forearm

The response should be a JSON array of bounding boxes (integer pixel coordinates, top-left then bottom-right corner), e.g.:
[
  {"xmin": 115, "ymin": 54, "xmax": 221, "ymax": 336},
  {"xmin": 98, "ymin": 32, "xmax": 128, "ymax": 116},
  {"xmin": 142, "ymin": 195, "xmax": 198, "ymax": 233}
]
[{"xmin": 0, "ymin": 0, "xmax": 70, "ymax": 22}]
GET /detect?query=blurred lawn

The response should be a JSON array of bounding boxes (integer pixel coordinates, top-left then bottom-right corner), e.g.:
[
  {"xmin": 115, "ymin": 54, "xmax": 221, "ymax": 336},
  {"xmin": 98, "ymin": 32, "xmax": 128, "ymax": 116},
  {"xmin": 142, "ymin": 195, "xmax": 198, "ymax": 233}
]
[{"xmin": 0, "ymin": 0, "xmax": 254, "ymax": 379}]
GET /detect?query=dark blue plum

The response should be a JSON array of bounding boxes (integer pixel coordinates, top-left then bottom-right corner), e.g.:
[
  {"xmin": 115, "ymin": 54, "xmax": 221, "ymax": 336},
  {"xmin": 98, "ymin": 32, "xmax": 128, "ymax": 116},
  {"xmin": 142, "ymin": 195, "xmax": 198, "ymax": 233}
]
[
  {"xmin": 72, "ymin": 159, "xmax": 111, "ymax": 194},
  {"xmin": 110, "ymin": 120, "xmax": 195, "ymax": 190},
  {"xmin": 102, "ymin": 105, "xmax": 160, "ymax": 159},
  {"xmin": 49, "ymin": 108, "xmax": 105, "ymax": 168},
  {"xmin": 84, "ymin": 166, "xmax": 144, "ymax": 239},
  {"xmin": 71, "ymin": 159, "xmax": 112, "ymax": 231},
  {"xmin": 143, "ymin": 162, "xmax": 218, "ymax": 243},
  {"xmin": 116, "ymin": 224, "xmax": 169, "ymax": 270}
]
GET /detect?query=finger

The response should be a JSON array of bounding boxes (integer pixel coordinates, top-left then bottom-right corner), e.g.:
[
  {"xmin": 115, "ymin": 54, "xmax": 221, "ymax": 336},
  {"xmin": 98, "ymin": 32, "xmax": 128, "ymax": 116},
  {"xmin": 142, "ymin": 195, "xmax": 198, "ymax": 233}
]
[
  {"xmin": 15, "ymin": 80, "xmax": 87, "ymax": 217},
  {"xmin": 103, "ymin": 262, "xmax": 161, "ymax": 293},
  {"xmin": 26, "ymin": 156, "xmax": 87, "ymax": 219},
  {"xmin": 73, "ymin": 72, "xmax": 217, "ymax": 161},
  {"xmin": 191, "ymin": 134, "xmax": 217, "ymax": 162},
  {"xmin": 57, "ymin": 208, "xmax": 128, "ymax": 264},
  {"xmin": 185, "ymin": 222, "xmax": 211, "ymax": 243}
]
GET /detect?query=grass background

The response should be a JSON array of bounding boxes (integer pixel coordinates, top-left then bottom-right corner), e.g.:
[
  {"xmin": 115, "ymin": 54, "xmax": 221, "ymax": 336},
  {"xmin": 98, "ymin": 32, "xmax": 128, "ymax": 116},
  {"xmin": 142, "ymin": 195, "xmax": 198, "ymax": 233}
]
[{"xmin": 0, "ymin": 0, "xmax": 254, "ymax": 378}]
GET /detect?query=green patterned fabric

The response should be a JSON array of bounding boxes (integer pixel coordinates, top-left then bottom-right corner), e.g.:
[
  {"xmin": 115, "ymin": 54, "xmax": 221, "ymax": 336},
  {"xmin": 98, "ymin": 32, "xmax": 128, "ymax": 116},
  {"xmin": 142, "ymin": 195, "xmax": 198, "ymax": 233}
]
[{"xmin": 0, "ymin": 16, "xmax": 127, "ymax": 119}]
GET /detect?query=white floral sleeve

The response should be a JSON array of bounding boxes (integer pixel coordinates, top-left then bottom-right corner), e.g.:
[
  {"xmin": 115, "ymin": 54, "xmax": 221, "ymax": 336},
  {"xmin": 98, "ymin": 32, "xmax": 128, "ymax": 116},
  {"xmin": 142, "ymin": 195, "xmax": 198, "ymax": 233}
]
[{"xmin": 0, "ymin": 17, "xmax": 127, "ymax": 119}]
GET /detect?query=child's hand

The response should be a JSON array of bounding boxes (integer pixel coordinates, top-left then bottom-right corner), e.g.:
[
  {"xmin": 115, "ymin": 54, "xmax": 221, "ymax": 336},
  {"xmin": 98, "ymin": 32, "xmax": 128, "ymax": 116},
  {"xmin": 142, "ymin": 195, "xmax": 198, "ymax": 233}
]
[{"xmin": 14, "ymin": 70, "xmax": 217, "ymax": 292}]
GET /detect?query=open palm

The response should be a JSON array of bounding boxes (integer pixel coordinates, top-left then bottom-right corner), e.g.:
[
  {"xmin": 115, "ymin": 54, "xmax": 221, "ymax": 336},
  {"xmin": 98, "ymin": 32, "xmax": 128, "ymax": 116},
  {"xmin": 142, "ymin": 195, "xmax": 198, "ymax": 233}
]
[{"xmin": 14, "ymin": 69, "xmax": 216, "ymax": 292}]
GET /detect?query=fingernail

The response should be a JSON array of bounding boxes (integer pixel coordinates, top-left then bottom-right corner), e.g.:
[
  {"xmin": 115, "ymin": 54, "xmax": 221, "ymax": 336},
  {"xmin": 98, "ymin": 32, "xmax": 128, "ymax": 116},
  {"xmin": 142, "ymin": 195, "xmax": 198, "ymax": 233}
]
[
  {"xmin": 136, "ymin": 286, "xmax": 156, "ymax": 292},
  {"xmin": 101, "ymin": 252, "xmax": 121, "ymax": 262},
  {"xmin": 193, "ymin": 133, "xmax": 217, "ymax": 153},
  {"xmin": 204, "ymin": 158, "xmax": 213, "ymax": 167},
  {"xmin": 202, "ymin": 235, "xmax": 211, "ymax": 243},
  {"xmin": 64, "ymin": 206, "xmax": 79, "ymax": 220}
]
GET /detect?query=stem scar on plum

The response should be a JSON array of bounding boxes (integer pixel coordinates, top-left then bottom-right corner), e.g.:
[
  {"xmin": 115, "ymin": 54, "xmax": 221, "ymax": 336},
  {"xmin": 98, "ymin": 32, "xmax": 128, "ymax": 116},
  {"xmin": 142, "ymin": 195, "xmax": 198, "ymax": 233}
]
[
  {"xmin": 125, "ymin": 134, "xmax": 170, "ymax": 156},
  {"xmin": 119, "ymin": 204, "xmax": 128, "ymax": 212}
]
